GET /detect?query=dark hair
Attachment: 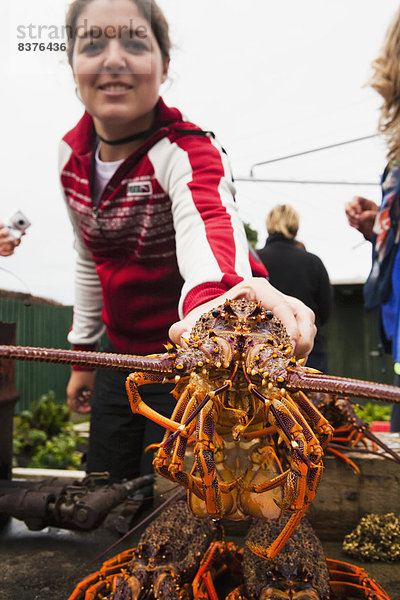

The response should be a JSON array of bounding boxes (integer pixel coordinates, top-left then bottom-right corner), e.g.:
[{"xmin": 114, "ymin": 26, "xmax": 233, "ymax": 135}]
[{"xmin": 65, "ymin": 0, "xmax": 171, "ymax": 67}]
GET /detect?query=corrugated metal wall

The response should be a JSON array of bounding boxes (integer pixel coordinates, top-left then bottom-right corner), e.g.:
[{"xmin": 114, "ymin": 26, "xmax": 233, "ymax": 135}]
[
  {"xmin": 0, "ymin": 284, "xmax": 395, "ymax": 413},
  {"xmin": 0, "ymin": 294, "xmax": 72, "ymax": 411},
  {"xmin": 325, "ymin": 285, "xmax": 393, "ymax": 385}
]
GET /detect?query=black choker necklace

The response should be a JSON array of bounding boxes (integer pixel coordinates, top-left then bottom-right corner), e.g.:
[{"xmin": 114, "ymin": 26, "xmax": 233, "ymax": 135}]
[{"xmin": 97, "ymin": 126, "xmax": 157, "ymax": 146}]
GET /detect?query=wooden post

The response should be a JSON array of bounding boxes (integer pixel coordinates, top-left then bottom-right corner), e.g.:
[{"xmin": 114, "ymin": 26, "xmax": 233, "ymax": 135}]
[{"xmin": 0, "ymin": 322, "xmax": 19, "ymax": 480}]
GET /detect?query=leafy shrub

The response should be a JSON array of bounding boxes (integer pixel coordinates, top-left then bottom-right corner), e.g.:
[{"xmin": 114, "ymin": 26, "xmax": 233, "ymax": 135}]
[
  {"xmin": 13, "ymin": 391, "xmax": 84, "ymax": 470},
  {"xmin": 29, "ymin": 432, "xmax": 83, "ymax": 469},
  {"xmin": 354, "ymin": 402, "xmax": 391, "ymax": 423},
  {"xmin": 244, "ymin": 222, "xmax": 259, "ymax": 249}
]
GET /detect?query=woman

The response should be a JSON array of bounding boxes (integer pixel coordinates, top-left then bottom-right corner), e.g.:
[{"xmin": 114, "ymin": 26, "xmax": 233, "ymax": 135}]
[
  {"xmin": 61, "ymin": 0, "xmax": 316, "ymax": 481},
  {"xmin": 345, "ymin": 7, "xmax": 400, "ymax": 432},
  {"xmin": 258, "ymin": 204, "xmax": 332, "ymax": 373}
]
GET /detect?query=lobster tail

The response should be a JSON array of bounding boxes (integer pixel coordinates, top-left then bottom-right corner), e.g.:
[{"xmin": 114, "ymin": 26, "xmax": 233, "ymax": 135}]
[
  {"xmin": 286, "ymin": 369, "xmax": 400, "ymax": 404},
  {"xmin": 0, "ymin": 345, "xmax": 178, "ymax": 374}
]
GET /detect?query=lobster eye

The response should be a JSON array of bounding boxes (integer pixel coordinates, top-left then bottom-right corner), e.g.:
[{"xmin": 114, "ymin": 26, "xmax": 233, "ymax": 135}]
[
  {"xmin": 212, "ymin": 309, "xmax": 221, "ymax": 317},
  {"xmin": 265, "ymin": 570, "xmax": 273, "ymax": 579},
  {"xmin": 265, "ymin": 310, "xmax": 274, "ymax": 320}
]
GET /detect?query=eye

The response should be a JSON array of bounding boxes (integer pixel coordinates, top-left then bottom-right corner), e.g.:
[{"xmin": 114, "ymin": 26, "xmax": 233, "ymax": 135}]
[
  {"xmin": 80, "ymin": 39, "xmax": 104, "ymax": 55},
  {"xmin": 123, "ymin": 39, "xmax": 150, "ymax": 53}
]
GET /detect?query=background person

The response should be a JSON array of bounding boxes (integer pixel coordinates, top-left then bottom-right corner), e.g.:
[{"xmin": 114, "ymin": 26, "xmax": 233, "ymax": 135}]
[
  {"xmin": 257, "ymin": 204, "xmax": 332, "ymax": 373},
  {"xmin": 345, "ymin": 7, "xmax": 400, "ymax": 432},
  {"xmin": 61, "ymin": 0, "xmax": 316, "ymax": 483},
  {"xmin": 0, "ymin": 222, "xmax": 24, "ymax": 257},
  {"xmin": 346, "ymin": 9, "xmax": 400, "ymax": 433}
]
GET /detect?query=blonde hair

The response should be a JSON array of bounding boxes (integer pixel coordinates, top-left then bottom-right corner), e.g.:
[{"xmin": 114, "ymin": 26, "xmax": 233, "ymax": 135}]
[
  {"xmin": 266, "ymin": 204, "xmax": 299, "ymax": 239},
  {"xmin": 369, "ymin": 7, "xmax": 400, "ymax": 163}
]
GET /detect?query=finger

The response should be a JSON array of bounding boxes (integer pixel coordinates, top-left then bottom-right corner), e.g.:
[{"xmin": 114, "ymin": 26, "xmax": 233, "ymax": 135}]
[
  {"xmin": 67, "ymin": 387, "xmax": 92, "ymax": 414},
  {"xmin": 0, "ymin": 245, "xmax": 15, "ymax": 257},
  {"xmin": 169, "ymin": 295, "xmax": 231, "ymax": 344},
  {"xmin": 67, "ymin": 396, "xmax": 92, "ymax": 414},
  {"xmin": 0, "ymin": 231, "xmax": 15, "ymax": 243},
  {"xmin": 226, "ymin": 280, "xmax": 316, "ymax": 357},
  {"xmin": 261, "ymin": 294, "xmax": 315, "ymax": 357},
  {"xmin": 285, "ymin": 296, "xmax": 316, "ymax": 358},
  {"xmin": 76, "ymin": 404, "xmax": 92, "ymax": 414},
  {"xmin": 169, "ymin": 322, "xmax": 193, "ymax": 346}
]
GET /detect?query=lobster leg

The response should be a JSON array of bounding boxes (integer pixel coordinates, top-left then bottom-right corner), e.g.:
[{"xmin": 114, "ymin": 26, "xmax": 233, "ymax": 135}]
[
  {"xmin": 163, "ymin": 379, "xmax": 232, "ymax": 447},
  {"xmin": 273, "ymin": 389, "xmax": 326, "ymax": 465},
  {"xmin": 192, "ymin": 541, "xmax": 243, "ymax": 600},
  {"xmin": 194, "ymin": 406, "xmax": 222, "ymax": 517},
  {"xmin": 68, "ymin": 572, "xmax": 102, "ymax": 600},
  {"xmin": 327, "ymin": 559, "xmax": 391, "ymax": 600},
  {"xmin": 101, "ymin": 549, "xmax": 136, "ymax": 568},
  {"xmin": 152, "ymin": 386, "xmax": 205, "ymax": 500},
  {"xmin": 326, "ymin": 446, "xmax": 360, "ymax": 473},
  {"xmin": 67, "ymin": 575, "xmax": 109, "ymax": 600},
  {"xmin": 292, "ymin": 390, "xmax": 334, "ymax": 449},
  {"xmin": 192, "ymin": 542, "xmax": 223, "ymax": 600},
  {"xmin": 242, "ymin": 468, "xmax": 290, "ymax": 493},
  {"xmin": 246, "ymin": 506, "xmax": 309, "ymax": 559},
  {"xmin": 126, "ymin": 372, "xmax": 185, "ymax": 433},
  {"xmin": 168, "ymin": 391, "xmax": 203, "ymax": 474},
  {"xmin": 250, "ymin": 386, "xmax": 324, "ymax": 511}
]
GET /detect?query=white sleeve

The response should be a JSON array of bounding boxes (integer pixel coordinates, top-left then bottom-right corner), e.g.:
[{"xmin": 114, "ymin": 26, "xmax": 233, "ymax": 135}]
[
  {"xmin": 147, "ymin": 134, "xmax": 252, "ymax": 316},
  {"xmin": 59, "ymin": 140, "xmax": 105, "ymax": 347}
]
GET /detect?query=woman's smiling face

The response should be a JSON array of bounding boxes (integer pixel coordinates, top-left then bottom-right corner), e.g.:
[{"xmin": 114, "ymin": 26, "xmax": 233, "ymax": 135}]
[{"xmin": 72, "ymin": 0, "xmax": 169, "ymax": 138}]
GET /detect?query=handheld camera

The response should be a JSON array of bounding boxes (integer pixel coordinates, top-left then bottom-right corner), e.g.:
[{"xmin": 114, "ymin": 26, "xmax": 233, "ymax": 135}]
[{"xmin": 8, "ymin": 210, "xmax": 31, "ymax": 239}]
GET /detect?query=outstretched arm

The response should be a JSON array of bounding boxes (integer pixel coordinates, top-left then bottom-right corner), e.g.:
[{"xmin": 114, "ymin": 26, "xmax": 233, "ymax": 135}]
[{"xmin": 169, "ymin": 277, "xmax": 316, "ymax": 360}]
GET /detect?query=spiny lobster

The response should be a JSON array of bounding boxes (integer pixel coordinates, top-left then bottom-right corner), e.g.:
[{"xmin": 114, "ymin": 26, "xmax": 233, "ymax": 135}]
[
  {"xmin": 67, "ymin": 501, "xmax": 391, "ymax": 600},
  {"xmin": 1, "ymin": 298, "xmax": 400, "ymax": 560},
  {"xmin": 309, "ymin": 393, "xmax": 400, "ymax": 471},
  {"xmin": 68, "ymin": 500, "xmax": 218, "ymax": 600},
  {"xmin": 194, "ymin": 513, "xmax": 391, "ymax": 600}
]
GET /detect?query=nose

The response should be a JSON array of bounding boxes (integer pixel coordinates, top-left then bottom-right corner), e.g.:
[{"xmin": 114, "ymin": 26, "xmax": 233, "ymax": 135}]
[{"xmin": 102, "ymin": 40, "xmax": 128, "ymax": 73}]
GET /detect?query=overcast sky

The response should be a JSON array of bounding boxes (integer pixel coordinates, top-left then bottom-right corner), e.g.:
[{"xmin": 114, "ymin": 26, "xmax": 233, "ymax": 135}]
[{"xmin": 1, "ymin": 0, "xmax": 399, "ymax": 304}]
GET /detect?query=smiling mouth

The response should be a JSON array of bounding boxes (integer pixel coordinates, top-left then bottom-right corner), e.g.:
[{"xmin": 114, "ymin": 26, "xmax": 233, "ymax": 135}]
[{"xmin": 99, "ymin": 84, "xmax": 133, "ymax": 91}]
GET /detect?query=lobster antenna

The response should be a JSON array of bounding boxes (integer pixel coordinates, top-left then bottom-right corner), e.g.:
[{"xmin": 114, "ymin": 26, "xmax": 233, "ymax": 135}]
[{"xmin": 0, "ymin": 345, "xmax": 180, "ymax": 373}]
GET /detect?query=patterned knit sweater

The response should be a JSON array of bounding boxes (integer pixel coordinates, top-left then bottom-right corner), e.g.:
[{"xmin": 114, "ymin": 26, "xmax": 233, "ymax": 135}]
[{"xmin": 59, "ymin": 98, "xmax": 266, "ymax": 355}]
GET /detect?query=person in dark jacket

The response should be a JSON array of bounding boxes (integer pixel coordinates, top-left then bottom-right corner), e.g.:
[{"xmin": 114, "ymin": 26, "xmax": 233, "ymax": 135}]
[{"xmin": 257, "ymin": 204, "xmax": 332, "ymax": 372}]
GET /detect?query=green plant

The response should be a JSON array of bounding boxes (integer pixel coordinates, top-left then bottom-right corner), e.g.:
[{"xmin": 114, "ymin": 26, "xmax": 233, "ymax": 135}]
[
  {"xmin": 13, "ymin": 391, "xmax": 84, "ymax": 470},
  {"xmin": 354, "ymin": 402, "xmax": 391, "ymax": 423},
  {"xmin": 244, "ymin": 222, "xmax": 259, "ymax": 249},
  {"xmin": 29, "ymin": 432, "xmax": 83, "ymax": 470}
]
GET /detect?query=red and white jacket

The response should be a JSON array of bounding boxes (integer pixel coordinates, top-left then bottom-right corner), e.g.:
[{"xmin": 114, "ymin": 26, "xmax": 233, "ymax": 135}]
[{"xmin": 59, "ymin": 98, "xmax": 267, "ymax": 355}]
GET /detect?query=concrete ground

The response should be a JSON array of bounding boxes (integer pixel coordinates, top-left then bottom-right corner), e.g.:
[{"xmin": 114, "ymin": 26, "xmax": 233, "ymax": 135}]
[
  {"xmin": 2, "ymin": 433, "xmax": 400, "ymax": 599},
  {"xmin": 0, "ymin": 508, "xmax": 399, "ymax": 600}
]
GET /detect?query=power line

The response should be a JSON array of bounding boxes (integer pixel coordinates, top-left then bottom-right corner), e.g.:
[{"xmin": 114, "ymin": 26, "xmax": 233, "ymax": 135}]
[
  {"xmin": 235, "ymin": 177, "xmax": 379, "ymax": 186},
  {"xmin": 249, "ymin": 134, "xmax": 378, "ymax": 176}
]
